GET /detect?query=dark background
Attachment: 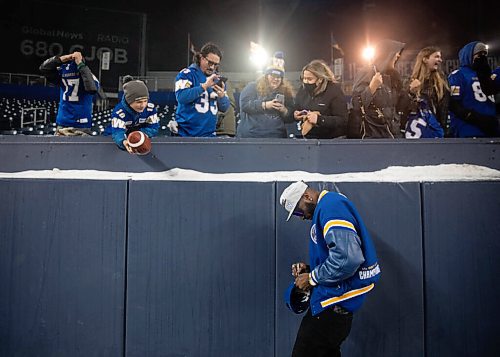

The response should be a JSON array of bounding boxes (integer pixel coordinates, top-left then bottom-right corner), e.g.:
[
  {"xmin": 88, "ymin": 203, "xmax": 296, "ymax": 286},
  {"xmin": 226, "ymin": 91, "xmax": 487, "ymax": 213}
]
[{"xmin": 1, "ymin": 0, "xmax": 498, "ymax": 76}]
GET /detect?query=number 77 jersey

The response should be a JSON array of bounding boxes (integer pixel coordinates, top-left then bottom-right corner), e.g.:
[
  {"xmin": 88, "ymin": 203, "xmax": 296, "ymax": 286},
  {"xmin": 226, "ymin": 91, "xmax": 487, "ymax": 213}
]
[{"xmin": 56, "ymin": 61, "xmax": 99, "ymax": 128}]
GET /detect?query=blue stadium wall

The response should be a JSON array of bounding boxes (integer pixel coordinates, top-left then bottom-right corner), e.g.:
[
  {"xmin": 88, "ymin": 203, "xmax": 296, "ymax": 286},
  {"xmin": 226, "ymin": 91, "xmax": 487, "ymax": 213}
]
[{"xmin": 1, "ymin": 137, "xmax": 500, "ymax": 357}]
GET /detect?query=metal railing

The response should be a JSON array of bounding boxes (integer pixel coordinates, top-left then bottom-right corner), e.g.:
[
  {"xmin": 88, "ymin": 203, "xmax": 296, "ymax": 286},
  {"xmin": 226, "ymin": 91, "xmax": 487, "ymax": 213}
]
[
  {"xmin": 21, "ymin": 107, "xmax": 47, "ymax": 127},
  {"xmin": 0, "ymin": 73, "xmax": 48, "ymax": 86}
]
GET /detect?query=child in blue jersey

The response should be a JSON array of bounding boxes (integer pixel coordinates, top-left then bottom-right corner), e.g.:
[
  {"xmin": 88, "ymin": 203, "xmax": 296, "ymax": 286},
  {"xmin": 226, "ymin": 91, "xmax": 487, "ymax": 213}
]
[
  {"xmin": 39, "ymin": 51, "xmax": 99, "ymax": 136},
  {"xmin": 107, "ymin": 76, "xmax": 159, "ymax": 153},
  {"xmin": 448, "ymin": 41, "xmax": 499, "ymax": 137},
  {"xmin": 281, "ymin": 181, "xmax": 380, "ymax": 357},
  {"xmin": 174, "ymin": 42, "xmax": 230, "ymax": 137}
]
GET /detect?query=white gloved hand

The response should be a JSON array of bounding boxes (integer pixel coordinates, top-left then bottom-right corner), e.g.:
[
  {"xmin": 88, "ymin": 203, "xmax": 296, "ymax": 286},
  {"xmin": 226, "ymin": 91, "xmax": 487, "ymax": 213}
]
[{"xmin": 167, "ymin": 120, "xmax": 178, "ymax": 134}]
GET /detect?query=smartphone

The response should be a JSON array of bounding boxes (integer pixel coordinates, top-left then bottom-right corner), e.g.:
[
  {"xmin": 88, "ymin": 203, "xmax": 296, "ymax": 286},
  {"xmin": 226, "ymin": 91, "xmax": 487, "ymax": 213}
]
[
  {"xmin": 275, "ymin": 93, "xmax": 285, "ymax": 105},
  {"xmin": 215, "ymin": 76, "xmax": 228, "ymax": 86}
]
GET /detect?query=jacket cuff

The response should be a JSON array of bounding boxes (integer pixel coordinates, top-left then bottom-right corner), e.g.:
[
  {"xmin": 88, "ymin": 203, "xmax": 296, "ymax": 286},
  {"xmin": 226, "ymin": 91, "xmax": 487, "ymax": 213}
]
[{"xmin": 309, "ymin": 272, "xmax": 318, "ymax": 286}]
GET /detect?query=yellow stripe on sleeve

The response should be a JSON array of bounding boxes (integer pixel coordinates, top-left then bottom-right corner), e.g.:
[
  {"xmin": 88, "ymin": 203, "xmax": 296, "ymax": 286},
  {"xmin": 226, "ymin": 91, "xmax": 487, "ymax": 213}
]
[{"xmin": 323, "ymin": 219, "xmax": 357, "ymax": 237}]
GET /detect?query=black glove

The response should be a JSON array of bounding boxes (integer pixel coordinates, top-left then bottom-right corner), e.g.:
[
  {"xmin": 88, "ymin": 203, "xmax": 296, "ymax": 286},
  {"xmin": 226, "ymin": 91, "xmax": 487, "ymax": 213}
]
[
  {"xmin": 466, "ymin": 111, "xmax": 499, "ymax": 137},
  {"xmin": 473, "ymin": 55, "xmax": 498, "ymax": 96},
  {"xmin": 472, "ymin": 54, "xmax": 491, "ymax": 76}
]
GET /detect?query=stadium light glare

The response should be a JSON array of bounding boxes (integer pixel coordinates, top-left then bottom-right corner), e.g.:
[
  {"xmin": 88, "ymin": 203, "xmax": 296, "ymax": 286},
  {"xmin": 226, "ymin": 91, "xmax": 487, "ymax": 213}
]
[
  {"xmin": 362, "ymin": 46, "xmax": 375, "ymax": 63},
  {"xmin": 249, "ymin": 41, "xmax": 268, "ymax": 69}
]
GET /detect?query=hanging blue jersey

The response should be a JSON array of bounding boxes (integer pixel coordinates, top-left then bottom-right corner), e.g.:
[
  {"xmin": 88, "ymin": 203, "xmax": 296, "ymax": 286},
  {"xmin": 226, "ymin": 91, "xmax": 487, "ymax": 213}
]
[
  {"xmin": 448, "ymin": 41, "xmax": 496, "ymax": 137},
  {"xmin": 174, "ymin": 63, "xmax": 230, "ymax": 137},
  {"xmin": 56, "ymin": 61, "xmax": 99, "ymax": 128},
  {"xmin": 308, "ymin": 191, "xmax": 380, "ymax": 315},
  {"xmin": 405, "ymin": 98, "xmax": 444, "ymax": 138},
  {"xmin": 107, "ymin": 97, "xmax": 159, "ymax": 150}
]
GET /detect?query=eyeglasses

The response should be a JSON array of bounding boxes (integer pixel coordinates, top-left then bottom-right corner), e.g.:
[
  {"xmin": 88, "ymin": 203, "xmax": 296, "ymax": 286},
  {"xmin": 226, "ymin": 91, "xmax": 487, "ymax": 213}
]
[{"xmin": 203, "ymin": 56, "xmax": 220, "ymax": 68}]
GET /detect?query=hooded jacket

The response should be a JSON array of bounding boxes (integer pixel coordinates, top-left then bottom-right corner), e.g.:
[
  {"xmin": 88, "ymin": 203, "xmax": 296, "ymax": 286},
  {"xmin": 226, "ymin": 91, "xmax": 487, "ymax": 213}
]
[
  {"xmin": 448, "ymin": 41, "xmax": 498, "ymax": 137},
  {"xmin": 351, "ymin": 39, "xmax": 406, "ymax": 138}
]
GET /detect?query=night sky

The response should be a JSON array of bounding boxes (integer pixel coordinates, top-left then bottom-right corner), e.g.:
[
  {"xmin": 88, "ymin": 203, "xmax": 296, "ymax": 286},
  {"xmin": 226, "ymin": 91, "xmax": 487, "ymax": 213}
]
[{"xmin": 2, "ymin": 0, "xmax": 499, "ymax": 73}]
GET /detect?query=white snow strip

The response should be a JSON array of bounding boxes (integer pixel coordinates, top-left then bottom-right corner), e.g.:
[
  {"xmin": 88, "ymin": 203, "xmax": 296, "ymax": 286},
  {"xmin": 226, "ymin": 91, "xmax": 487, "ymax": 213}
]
[{"xmin": 0, "ymin": 164, "xmax": 499, "ymax": 182}]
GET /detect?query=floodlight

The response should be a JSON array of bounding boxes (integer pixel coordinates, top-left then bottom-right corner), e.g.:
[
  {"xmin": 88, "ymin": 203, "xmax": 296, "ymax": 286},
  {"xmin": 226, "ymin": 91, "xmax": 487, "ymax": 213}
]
[
  {"xmin": 249, "ymin": 41, "xmax": 268, "ymax": 68},
  {"xmin": 362, "ymin": 46, "xmax": 375, "ymax": 62}
]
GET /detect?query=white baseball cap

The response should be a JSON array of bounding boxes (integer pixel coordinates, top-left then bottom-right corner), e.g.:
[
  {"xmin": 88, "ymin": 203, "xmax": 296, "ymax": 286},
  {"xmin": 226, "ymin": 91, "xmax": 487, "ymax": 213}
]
[{"xmin": 280, "ymin": 181, "xmax": 308, "ymax": 221}]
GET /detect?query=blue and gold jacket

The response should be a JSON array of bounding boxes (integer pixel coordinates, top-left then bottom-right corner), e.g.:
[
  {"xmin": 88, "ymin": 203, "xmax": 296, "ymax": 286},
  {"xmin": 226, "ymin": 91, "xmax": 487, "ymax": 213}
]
[{"xmin": 308, "ymin": 191, "xmax": 380, "ymax": 316}]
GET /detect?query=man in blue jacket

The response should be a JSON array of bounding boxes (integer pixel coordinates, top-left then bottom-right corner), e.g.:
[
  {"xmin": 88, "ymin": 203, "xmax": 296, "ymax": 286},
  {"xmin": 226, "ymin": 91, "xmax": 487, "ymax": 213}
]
[
  {"xmin": 174, "ymin": 42, "xmax": 230, "ymax": 137},
  {"xmin": 281, "ymin": 181, "xmax": 380, "ymax": 357}
]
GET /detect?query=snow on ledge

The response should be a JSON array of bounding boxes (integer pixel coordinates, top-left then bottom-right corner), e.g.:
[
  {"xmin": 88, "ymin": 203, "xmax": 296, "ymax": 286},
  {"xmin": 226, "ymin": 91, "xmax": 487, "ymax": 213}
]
[{"xmin": 0, "ymin": 164, "xmax": 500, "ymax": 182}]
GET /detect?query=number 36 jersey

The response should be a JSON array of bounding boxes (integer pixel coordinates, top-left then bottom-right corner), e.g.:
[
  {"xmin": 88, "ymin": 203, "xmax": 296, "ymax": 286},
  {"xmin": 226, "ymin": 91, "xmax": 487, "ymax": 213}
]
[
  {"xmin": 174, "ymin": 63, "xmax": 230, "ymax": 137},
  {"xmin": 56, "ymin": 61, "xmax": 100, "ymax": 128}
]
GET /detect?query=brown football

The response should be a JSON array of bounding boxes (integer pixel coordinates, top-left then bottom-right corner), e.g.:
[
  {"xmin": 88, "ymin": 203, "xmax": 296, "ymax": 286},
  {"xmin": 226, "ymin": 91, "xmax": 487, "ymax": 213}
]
[{"xmin": 127, "ymin": 131, "xmax": 152, "ymax": 155}]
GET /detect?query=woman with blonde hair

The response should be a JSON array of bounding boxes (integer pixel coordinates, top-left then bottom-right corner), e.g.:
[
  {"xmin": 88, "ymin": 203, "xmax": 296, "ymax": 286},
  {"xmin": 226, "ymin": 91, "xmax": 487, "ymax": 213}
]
[
  {"xmin": 237, "ymin": 52, "xmax": 295, "ymax": 138},
  {"xmin": 294, "ymin": 59, "xmax": 348, "ymax": 138},
  {"xmin": 403, "ymin": 46, "xmax": 450, "ymax": 136}
]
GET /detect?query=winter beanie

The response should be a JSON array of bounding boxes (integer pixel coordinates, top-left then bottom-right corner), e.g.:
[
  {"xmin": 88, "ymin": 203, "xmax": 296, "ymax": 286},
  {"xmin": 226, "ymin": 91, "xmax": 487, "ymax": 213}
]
[
  {"xmin": 123, "ymin": 76, "xmax": 149, "ymax": 104},
  {"xmin": 473, "ymin": 42, "xmax": 488, "ymax": 56},
  {"xmin": 265, "ymin": 51, "xmax": 285, "ymax": 77}
]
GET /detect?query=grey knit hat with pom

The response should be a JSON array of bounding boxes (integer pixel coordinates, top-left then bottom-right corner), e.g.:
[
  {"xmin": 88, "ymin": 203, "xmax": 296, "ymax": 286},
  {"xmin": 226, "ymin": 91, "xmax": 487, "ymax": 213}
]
[{"xmin": 123, "ymin": 76, "xmax": 149, "ymax": 104}]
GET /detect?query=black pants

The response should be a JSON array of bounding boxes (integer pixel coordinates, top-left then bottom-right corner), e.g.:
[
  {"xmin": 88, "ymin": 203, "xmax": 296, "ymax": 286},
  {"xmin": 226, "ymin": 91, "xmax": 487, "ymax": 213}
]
[{"xmin": 292, "ymin": 307, "xmax": 353, "ymax": 357}]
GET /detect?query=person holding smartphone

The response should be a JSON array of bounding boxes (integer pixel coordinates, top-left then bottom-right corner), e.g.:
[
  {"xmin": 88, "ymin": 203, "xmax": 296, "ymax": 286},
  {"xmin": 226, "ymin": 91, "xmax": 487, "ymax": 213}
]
[
  {"xmin": 294, "ymin": 59, "xmax": 348, "ymax": 139},
  {"xmin": 237, "ymin": 51, "xmax": 295, "ymax": 138},
  {"xmin": 174, "ymin": 42, "xmax": 230, "ymax": 137}
]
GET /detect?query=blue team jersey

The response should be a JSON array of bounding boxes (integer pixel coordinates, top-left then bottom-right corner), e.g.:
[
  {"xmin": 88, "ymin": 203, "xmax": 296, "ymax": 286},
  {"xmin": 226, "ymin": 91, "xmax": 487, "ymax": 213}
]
[
  {"xmin": 56, "ymin": 61, "xmax": 99, "ymax": 128},
  {"xmin": 108, "ymin": 97, "xmax": 159, "ymax": 150},
  {"xmin": 405, "ymin": 99, "xmax": 444, "ymax": 139},
  {"xmin": 448, "ymin": 41, "xmax": 496, "ymax": 137},
  {"xmin": 174, "ymin": 63, "xmax": 230, "ymax": 137}
]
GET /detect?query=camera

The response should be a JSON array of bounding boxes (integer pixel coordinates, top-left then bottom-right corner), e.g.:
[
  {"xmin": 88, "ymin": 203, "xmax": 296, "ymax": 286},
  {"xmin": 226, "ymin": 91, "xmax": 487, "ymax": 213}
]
[{"xmin": 275, "ymin": 93, "xmax": 285, "ymax": 104}]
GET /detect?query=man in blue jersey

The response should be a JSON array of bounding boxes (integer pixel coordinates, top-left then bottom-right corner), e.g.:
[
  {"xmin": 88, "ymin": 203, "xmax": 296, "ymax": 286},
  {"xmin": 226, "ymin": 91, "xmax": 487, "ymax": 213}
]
[
  {"xmin": 40, "ymin": 51, "xmax": 99, "ymax": 136},
  {"xmin": 174, "ymin": 42, "xmax": 230, "ymax": 137},
  {"xmin": 281, "ymin": 181, "xmax": 380, "ymax": 357},
  {"xmin": 448, "ymin": 41, "xmax": 499, "ymax": 137},
  {"xmin": 107, "ymin": 76, "xmax": 159, "ymax": 153}
]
